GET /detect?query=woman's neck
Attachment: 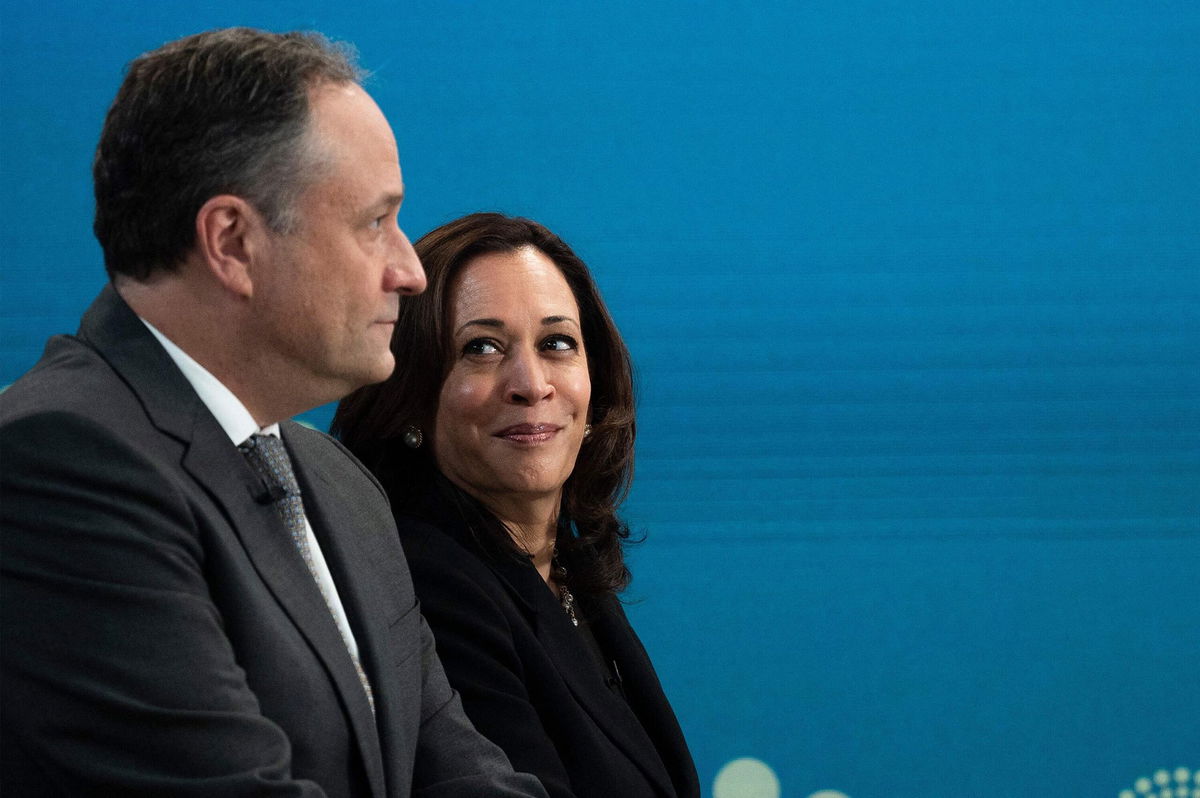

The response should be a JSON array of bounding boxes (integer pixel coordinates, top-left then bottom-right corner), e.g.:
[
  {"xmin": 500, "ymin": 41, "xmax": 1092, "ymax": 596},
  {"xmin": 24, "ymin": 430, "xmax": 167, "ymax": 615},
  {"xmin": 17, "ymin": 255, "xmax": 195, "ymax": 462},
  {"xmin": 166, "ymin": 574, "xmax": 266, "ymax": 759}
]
[
  {"xmin": 504, "ymin": 516, "xmax": 557, "ymax": 582},
  {"xmin": 452, "ymin": 480, "xmax": 562, "ymax": 583}
]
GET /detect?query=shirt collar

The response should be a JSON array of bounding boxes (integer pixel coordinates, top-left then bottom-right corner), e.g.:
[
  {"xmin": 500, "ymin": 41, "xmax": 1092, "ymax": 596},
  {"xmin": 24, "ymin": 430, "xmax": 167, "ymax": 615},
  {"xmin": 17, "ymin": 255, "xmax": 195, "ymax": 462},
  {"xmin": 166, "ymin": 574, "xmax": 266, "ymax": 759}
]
[{"xmin": 140, "ymin": 318, "xmax": 280, "ymax": 445}]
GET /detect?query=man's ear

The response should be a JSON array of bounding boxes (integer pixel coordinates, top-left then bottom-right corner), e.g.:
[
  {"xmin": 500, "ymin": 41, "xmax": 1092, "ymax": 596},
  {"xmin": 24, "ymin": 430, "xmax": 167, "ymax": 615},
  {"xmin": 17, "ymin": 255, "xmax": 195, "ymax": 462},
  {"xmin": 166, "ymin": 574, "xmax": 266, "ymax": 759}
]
[{"xmin": 194, "ymin": 195, "xmax": 269, "ymax": 298}]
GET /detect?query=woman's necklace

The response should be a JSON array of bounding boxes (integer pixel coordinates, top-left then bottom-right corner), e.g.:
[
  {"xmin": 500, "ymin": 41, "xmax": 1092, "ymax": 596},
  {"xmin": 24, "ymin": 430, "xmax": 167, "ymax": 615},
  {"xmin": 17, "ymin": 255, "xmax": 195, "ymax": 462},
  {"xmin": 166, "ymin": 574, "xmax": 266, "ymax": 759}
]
[{"xmin": 550, "ymin": 546, "xmax": 579, "ymax": 627}]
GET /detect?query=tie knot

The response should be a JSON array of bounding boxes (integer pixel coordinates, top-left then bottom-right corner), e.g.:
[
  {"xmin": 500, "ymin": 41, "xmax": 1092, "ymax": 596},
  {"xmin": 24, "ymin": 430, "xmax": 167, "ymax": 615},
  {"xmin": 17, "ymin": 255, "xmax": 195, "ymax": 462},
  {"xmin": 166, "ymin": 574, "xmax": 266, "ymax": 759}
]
[{"xmin": 239, "ymin": 433, "xmax": 301, "ymax": 498}]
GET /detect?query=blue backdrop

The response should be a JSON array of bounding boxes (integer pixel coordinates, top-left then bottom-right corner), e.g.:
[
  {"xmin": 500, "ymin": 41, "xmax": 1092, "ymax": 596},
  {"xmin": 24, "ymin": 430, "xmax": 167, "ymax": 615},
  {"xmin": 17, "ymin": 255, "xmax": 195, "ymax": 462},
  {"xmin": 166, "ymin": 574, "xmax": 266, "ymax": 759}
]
[{"xmin": 2, "ymin": 2, "xmax": 1197, "ymax": 796}]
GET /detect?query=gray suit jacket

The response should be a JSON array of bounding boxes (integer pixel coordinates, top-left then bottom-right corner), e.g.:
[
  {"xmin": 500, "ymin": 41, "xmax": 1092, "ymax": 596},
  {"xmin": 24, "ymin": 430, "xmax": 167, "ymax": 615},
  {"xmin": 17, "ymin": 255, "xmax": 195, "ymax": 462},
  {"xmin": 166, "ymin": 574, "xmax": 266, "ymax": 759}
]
[{"xmin": 0, "ymin": 285, "xmax": 547, "ymax": 798}]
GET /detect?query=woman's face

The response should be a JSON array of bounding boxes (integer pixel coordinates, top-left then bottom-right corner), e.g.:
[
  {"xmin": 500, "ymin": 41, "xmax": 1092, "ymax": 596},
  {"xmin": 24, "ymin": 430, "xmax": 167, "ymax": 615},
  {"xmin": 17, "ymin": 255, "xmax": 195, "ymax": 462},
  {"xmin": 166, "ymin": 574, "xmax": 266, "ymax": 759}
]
[{"xmin": 434, "ymin": 246, "xmax": 591, "ymax": 510}]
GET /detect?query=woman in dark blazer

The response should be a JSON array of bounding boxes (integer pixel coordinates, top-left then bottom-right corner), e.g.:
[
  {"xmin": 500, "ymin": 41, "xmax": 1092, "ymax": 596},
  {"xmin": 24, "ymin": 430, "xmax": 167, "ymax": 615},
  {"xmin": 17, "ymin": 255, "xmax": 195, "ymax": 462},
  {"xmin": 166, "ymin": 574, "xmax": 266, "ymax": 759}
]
[{"xmin": 334, "ymin": 213, "xmax": 699, "ymax": 798}]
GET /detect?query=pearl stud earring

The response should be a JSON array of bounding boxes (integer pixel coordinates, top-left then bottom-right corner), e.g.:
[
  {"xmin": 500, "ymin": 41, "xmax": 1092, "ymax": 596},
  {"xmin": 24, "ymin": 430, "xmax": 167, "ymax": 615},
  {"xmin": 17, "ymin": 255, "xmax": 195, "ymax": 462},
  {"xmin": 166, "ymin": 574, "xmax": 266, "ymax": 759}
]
[{"xmin": 401, "ymin": 425, "xmax": 423, "ymax": 449}]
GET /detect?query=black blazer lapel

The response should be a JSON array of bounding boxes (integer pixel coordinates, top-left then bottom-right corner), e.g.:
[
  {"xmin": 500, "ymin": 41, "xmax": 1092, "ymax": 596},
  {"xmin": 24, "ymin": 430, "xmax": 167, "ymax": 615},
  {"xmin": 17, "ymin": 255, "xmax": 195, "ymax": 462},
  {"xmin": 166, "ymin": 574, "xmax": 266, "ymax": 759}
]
[
  {"xmin": 486, "ymin": 554, "xmax": 677, "ymax": 797},
  {"xmin": 584, "ymin": 595, "xmax": 700, "ymax": 798}
]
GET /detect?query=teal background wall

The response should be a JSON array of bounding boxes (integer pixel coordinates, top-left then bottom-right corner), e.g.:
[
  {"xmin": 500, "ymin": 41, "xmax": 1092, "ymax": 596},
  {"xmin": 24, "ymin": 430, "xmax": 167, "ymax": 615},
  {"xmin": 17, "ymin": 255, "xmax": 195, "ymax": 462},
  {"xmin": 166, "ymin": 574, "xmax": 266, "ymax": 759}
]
[{"xmin": 2, "ymin": 2, "xmax": 1197, "ymax": 796}]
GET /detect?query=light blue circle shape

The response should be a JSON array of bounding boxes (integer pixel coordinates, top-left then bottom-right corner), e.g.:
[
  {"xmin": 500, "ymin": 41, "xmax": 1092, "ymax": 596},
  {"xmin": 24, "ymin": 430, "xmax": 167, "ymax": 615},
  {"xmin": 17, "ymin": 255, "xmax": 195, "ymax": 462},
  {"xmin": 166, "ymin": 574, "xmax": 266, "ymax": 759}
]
[{"xmin": 712, "ymin": 758, "xmax": 781, "ymax": 798}]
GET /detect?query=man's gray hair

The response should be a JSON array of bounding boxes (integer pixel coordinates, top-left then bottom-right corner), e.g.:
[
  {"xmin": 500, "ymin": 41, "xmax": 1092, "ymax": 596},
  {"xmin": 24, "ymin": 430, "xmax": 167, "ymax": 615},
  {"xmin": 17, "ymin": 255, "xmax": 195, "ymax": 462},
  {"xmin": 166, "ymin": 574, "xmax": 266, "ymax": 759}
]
[{"xmin": 93, "ymin": 27, "xmax": 364, "ymax": 281}]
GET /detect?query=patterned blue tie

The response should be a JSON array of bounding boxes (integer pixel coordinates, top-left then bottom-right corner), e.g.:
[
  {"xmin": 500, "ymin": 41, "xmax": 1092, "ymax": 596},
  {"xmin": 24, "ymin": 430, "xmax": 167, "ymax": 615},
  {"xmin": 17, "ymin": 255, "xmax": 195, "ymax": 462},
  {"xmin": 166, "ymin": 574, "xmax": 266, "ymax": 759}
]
[{"xmin": 239, "ymin": 433, "xmax": 374, "ymax": 713}]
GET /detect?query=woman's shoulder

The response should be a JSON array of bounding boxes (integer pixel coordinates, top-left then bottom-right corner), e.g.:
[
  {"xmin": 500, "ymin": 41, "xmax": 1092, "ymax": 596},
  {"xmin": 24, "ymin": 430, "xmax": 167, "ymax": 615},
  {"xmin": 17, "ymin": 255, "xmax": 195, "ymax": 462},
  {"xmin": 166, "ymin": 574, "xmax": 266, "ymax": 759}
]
[
  {"xmin": 392, "ymin": 513, "xmax": 542, "ymax": 653},
  {"xmin": 394, "ymin": 513, "xmax": 485, "ymax": 572}
]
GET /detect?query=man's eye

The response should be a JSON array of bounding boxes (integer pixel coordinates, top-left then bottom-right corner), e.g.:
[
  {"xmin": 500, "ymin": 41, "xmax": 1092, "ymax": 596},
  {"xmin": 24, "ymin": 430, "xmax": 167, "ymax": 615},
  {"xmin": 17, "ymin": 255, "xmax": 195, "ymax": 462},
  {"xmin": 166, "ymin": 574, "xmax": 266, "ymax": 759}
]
[
  {"xmin": 542, "ymin": 335, "xmax": 578, "ymax": 352},
  {"xmin": 463, "ymin": 339, "xmax": 500, "ymax": 355},
  {"xmin": 369, "ymin": 215, "xmax": 386, "ymax": 230}
]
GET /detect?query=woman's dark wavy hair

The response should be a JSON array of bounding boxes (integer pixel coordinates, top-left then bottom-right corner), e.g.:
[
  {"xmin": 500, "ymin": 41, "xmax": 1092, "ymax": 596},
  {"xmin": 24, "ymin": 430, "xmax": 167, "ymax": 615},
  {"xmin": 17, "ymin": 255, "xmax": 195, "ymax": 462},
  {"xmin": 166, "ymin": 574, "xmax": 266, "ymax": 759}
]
[{"xmin": 333, "ymin": 212, "xmax": 636, "ymax": 596}]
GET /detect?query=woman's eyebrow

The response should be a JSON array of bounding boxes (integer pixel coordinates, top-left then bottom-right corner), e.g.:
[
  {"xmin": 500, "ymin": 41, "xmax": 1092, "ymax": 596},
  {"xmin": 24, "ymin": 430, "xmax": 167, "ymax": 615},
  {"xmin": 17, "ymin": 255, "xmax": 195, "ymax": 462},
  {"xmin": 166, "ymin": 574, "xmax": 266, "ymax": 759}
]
[
  {"xmin": 455, "ymin": 318, "xmax": 504, "ymax": 335},
  {"xmin": 456, "ymin": 316, "xmax": 579, "ymax": 335}
]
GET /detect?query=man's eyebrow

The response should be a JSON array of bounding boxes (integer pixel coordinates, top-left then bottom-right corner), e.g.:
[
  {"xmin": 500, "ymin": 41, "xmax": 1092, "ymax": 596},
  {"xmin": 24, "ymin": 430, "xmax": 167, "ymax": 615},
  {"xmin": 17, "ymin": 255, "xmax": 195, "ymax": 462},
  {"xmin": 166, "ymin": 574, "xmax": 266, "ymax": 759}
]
[{"xmin": 378, "ymin": 190, "xmax": 405, "ymax": 209}]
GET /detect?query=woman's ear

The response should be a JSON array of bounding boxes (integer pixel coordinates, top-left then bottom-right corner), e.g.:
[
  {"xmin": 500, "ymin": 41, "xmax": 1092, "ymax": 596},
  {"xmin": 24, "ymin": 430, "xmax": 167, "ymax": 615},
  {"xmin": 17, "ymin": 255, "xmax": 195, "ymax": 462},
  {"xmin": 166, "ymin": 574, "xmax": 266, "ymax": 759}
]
[{"xmin": 193, "ymin": 194, "xmax": 267, "ymax": 299}]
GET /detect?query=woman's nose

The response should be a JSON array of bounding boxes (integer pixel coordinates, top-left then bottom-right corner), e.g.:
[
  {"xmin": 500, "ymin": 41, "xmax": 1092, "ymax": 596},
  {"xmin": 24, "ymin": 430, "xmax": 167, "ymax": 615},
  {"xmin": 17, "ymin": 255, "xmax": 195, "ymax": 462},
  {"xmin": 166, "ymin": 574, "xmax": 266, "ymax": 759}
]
[{"xmin": 505, "ymin": 350, "xmax": 554, "ymax": 405}]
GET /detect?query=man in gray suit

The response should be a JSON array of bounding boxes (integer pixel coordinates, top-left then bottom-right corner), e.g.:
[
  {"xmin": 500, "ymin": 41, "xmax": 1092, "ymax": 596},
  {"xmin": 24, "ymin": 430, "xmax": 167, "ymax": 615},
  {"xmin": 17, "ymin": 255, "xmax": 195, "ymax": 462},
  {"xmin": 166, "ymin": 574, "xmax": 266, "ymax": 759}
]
[{"xmin": 0, "ymin": 28, "xmax": 547, "ymax": 798}]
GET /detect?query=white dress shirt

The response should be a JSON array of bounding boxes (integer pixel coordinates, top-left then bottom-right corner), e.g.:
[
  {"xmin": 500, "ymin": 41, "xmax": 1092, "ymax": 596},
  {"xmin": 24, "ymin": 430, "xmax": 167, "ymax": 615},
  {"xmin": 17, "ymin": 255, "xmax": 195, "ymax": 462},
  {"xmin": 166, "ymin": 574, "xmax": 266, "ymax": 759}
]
[{"xmin": 140, "ymin": 319, "xmax": 362, "ymax": 662}]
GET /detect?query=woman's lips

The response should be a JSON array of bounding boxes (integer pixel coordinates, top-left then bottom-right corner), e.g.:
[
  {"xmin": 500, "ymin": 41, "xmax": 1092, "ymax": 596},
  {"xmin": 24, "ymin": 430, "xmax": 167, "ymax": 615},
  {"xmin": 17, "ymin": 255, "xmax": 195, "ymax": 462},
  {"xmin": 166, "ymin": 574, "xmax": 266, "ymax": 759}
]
[{"xmin": 494, "ymin": 423, "xmax": 562, "ymax": 444}]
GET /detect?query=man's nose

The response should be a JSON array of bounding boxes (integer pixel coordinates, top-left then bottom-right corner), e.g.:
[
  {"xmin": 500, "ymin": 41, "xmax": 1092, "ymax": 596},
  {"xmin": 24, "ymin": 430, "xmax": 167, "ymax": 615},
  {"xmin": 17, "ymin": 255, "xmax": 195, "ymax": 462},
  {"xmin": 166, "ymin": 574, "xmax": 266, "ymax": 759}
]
[{"xmin": 384, "ymin": 228, "xmax": 426, "ymax": 295}]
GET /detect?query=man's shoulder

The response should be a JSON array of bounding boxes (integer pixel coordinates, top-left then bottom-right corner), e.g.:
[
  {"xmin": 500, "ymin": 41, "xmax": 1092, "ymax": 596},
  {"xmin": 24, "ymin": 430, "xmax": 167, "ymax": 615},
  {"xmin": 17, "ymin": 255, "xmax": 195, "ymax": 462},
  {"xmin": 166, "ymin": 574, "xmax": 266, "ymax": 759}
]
[
  {"xmin": 0, "ymin": 334, "xmax": 193, "ymax": 508},
  {"xmin": 0, "ymin": 326, "xmax": 204, "ymax": 504},
  {"xmin": 280, "ymin": 418, "xmax": 347, "ymax": 454},
  {"xmin": 1, "ymin": 333, "xmax": 134, "ymax": 428},
  {"xmin": 281, "ymin": 420, "xmax": 396, "ymax": 534},
  {"xmin": 281, "ymin": 420, "xmax": 382, "ymax": 488}
]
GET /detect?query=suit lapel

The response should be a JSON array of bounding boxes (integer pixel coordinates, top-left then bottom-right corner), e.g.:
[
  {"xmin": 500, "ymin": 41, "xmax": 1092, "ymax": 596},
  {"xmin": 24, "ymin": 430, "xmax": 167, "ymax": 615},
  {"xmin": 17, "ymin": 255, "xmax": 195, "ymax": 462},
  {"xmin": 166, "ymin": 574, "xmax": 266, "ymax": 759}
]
[
  {"xmin": 179, "ymin": 433, "xmax": 387, "ymax": 798},
  {"xmin": 78, "ymin": 286, "xmax": 385, "ymax": 798},
  {"xmin": 284, "ymin": 425, "xmax": 390, "ymax": 797},
  {"xmin": 584, "ymin": 594, "xmax": 700, "ymax": 798},
  {"xmin": 485, "ymin": 552, "xmax": 677, "ymax": 796},
  {"xmin": 179, "ymin": 423, "xmax": 378, "ymax": 730}
]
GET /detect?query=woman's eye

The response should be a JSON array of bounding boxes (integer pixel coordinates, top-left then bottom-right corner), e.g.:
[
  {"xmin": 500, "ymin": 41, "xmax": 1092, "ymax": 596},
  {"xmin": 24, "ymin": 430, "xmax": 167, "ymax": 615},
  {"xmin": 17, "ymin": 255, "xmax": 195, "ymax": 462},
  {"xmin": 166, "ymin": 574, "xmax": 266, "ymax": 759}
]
[
  {"xmin": 463, "ymin": 338, "xmax": 500, "ymax": 356},
  {"xmin": 542, "ymin": 335, "xmax": 578, "ymax": 352}
]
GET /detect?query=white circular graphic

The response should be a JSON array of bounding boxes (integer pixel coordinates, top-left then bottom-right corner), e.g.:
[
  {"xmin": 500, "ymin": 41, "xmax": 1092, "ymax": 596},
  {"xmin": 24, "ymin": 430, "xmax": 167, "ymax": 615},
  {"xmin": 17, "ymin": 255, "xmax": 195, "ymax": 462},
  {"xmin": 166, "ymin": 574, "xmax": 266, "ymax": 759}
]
[
  {"xmin": 712, "ymin": 758, "xmax": 781, "ymax": 798},
  {"xmin": 1121, "ymin": 766, "xmax": 1197, "ymax": 798},
  {"xmin": 808, "ymin": 791, "xmax": 851, "ymax": 798}
]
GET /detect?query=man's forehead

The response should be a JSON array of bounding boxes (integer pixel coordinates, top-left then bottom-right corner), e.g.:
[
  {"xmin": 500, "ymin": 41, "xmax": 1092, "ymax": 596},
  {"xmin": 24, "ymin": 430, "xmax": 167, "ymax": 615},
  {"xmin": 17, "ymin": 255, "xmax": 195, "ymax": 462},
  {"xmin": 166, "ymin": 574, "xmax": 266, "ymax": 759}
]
[
  {"xmin": 307, "ymin": 82, "xmax": 395, "ymax": 144},
  {"xmin": 303, "ymin": 81, "xmax": 402, "ymax": 184}
]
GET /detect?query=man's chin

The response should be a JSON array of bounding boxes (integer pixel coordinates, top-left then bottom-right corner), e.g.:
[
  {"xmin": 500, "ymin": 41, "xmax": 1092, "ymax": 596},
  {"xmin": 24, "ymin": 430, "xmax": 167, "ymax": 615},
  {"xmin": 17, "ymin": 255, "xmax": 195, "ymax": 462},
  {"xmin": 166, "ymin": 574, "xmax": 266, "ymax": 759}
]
[
  {"xmin": 360, "ymin": 356, "xmax": 397, "ymax": 387},
  {"xmin": 323, "ymin": 355, "xmax": 395, "ymax": 401}
]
